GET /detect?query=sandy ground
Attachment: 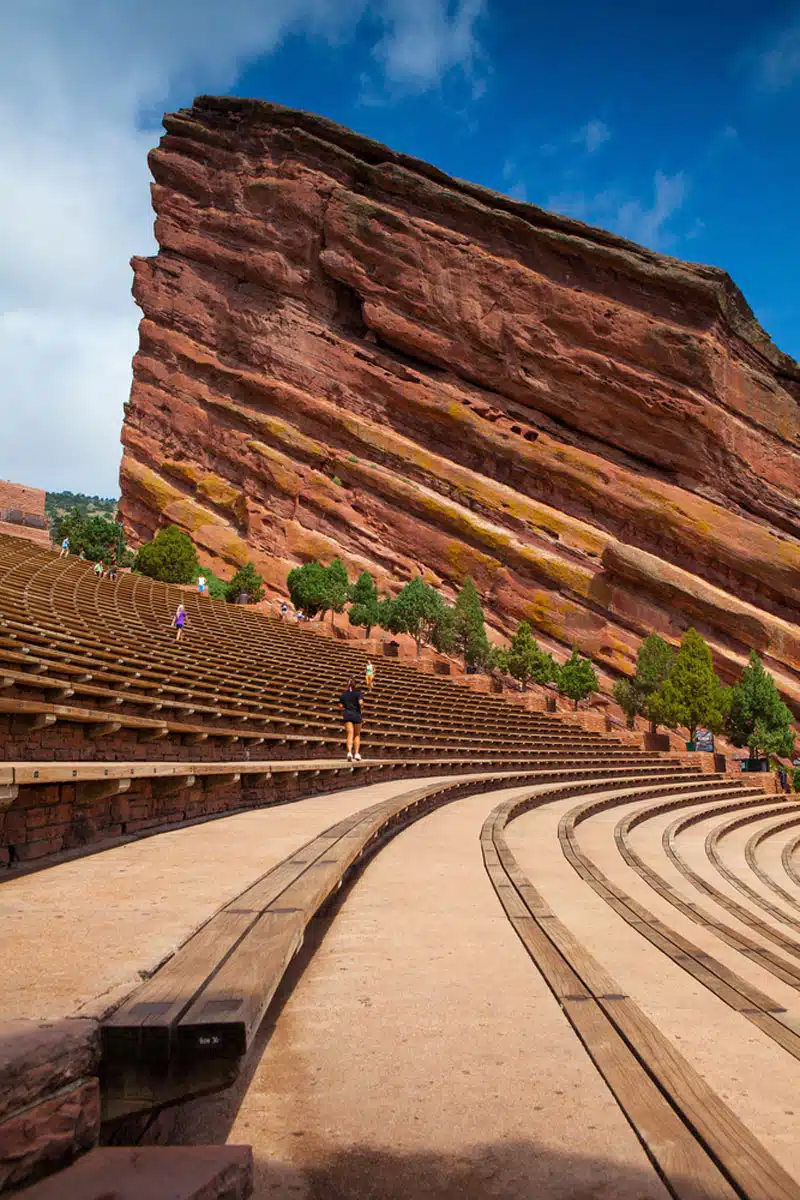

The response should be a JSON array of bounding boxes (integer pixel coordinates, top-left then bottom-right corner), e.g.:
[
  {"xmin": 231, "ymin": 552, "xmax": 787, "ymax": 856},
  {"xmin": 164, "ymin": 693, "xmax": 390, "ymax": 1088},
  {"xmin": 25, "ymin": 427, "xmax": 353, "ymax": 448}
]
[{"xmin": 174, "ymin": 784, "xmax": 668, "ymax": 1200}]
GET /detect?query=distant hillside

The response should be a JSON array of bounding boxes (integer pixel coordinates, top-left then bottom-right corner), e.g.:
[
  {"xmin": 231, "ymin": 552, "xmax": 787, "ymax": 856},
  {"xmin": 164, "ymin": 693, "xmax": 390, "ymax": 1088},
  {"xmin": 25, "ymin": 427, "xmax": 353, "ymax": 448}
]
[{"xmin": 45, "ymin": 491, "xmax": 118, "ymax": 523}]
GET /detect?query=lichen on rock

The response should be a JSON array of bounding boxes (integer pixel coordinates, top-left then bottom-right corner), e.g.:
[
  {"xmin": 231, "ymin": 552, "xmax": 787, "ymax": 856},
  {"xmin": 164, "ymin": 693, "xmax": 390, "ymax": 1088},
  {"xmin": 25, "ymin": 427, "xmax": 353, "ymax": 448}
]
[{"xmin": 119, "ymin": 96, "xmax": 800, "ymax": 714}]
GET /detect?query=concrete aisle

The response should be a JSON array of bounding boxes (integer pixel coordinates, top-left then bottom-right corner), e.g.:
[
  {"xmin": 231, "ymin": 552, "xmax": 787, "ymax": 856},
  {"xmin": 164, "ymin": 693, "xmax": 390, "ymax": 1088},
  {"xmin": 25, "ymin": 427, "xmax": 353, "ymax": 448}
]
[
  {"xmin": 0, "ymin": 778, "xmax": 453, "ymax": 1023},
  {"xmin": 507, "ymin": 792, "xmax": 800, "ymax": 1181},
  {"xmin": 179, "ymin": 785, "xmax": 669, "ymax": 1200}
]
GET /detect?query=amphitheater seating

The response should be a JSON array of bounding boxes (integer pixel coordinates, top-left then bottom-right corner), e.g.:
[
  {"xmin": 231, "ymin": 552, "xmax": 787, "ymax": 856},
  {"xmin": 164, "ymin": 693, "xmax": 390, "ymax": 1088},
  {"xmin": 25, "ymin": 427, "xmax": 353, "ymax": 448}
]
[
  {"xmin": 0, "ymin": 531, "xmax": 702, "ymax": 865},
  {"xmin": 4, "ymin": 529, "xmax": 797, "ymax": 1199},
  {"xmin": 485, "ymin": 776, "xmax": 800, "ymax": 1199}
]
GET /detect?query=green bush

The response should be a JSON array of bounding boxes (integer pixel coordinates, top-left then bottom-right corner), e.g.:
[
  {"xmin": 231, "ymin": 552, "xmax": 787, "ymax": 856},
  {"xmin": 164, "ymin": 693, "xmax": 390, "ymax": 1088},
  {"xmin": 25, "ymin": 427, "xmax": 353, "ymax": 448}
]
[
  {"xmin": 649, "ymin": 628, "xmax": 728, "ymax": 743},
  {"xmin": 287, "ymin": 558, "xmax": 350, "ymax": 622},
  {"xmin": 558, "ymin": 648, "xmax": 599, "ymax": 709},
  {"xmin": 196, "ymin": 567, "xmax": 227, "ymax": 600},
  {"xmin": 134, "ymin": 525, "xmax": 199, "ymax": 584},
  {"xmin": 53, "ymin": 509, "xmax": 126, "ymax": 563},
  {"xmin": 225, "ymin": 561, "xmax": 265, "ymax": 604},
  {"xmin": 793, "ymin": 767, "xmax": 800, "ymax": 794},
  {"xmin": 326, "ymin": 558, "xmax": 349, "ymax": 623},
  {"xmin": 287, "ymin": 561, "xmax": 329, "ymax": 617}
]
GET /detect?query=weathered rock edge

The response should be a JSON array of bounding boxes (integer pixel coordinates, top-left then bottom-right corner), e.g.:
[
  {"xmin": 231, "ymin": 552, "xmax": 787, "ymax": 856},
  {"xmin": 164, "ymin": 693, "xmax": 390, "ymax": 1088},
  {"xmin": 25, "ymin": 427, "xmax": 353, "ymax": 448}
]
[{"xmin": 120, "ymin": 95, "xmax": 800, "ymax": 714}]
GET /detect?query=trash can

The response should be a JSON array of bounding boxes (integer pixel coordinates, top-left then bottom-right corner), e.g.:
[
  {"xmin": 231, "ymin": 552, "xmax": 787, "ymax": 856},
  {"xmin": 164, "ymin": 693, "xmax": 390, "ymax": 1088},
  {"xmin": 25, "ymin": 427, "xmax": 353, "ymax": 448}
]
[{"xmin": 741, "ymin": 757, "xmax": 769, "ymax": 773}]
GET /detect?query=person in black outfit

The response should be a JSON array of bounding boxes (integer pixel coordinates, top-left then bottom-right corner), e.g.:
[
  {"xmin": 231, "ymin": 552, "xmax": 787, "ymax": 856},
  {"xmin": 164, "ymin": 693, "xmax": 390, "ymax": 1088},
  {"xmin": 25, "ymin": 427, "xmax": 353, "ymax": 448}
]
[{"xmin": 340, "ymin": 677, "xmax": 365, "ymax": 762}]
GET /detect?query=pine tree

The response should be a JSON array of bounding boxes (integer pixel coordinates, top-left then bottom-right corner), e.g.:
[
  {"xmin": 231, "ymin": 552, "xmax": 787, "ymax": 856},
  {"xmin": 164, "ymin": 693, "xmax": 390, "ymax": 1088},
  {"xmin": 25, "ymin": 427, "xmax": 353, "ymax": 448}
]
[
  {"xmin": 725, "ymin": 651, "xmax": 796, "ymax": 761},
  {"xmin": 384, "ymin": 577, "xmax": 448, "ymax": 656},
  {"xmin": 649, "ymin": 627, "xmax": 729, "ymax": 743},
  {"xmin": 612, "ymin": 634, "xmax": 675, "ymax": 731},
  {"xmin": 558, "ymin": 648, "xmax": 599, "ymax": 709},
  {"xmin": 452, "ymin": 577, "xmax": 490, "ymax": 669},
  {"xmin": 225, "ymin": 562, "xmax": 265, "ymax": 604},
  {"xmin": 348, "ymin": 571, "xmax": 380, "ymax": 637},
  {"xmin": 505, "ymin": 622, "xmax": 557, "ymax": 689}
]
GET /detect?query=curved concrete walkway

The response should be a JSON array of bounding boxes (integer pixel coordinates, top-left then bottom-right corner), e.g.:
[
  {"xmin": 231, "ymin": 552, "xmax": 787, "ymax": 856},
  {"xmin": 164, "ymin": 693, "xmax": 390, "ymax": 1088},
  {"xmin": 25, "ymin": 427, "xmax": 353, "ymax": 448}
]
[
  {"xmin": 506, "ymin": 791, "xmax": 800, "ymax": 1181},
  {"xmin": 0, "ymin": 778, "xmax": 454, "ymax": 1024},
  {"xmin": 175, "ymin": 785, "xmax": 669, "ymax": 1199}
]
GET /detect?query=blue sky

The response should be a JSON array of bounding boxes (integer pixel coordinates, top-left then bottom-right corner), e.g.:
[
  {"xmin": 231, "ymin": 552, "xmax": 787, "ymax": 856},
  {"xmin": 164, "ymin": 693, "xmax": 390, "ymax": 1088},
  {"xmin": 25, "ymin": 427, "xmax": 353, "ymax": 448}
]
[{"xmin": 1, "ymin": 1, "xmax": 798, "ymax": 495}]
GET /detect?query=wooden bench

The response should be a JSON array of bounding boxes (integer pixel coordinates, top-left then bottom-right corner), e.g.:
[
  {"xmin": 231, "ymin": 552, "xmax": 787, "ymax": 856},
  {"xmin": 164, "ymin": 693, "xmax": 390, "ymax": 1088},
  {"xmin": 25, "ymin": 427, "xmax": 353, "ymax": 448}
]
[
  {"xmin": 101, "ymin": 768, "xmax": 543, "ymax": 1118},
  {"xmin": 564, "ymin": 783, "xmax": 800, "ymax": 1061},
  {"xmin": 483, "ymin": 779, "xmax": 800, "ymax": 1200}
]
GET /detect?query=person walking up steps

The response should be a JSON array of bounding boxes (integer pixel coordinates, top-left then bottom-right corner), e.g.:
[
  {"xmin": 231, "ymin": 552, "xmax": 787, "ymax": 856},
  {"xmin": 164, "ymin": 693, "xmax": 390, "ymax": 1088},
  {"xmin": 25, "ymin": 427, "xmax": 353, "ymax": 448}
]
[
  {"xmin": 172, "ymin": 602, "xmax": 188, "ymax": 642},
  {"xmin": 59, "ymin": 536, "xmax": 70, "ymax": 559},
  {"xmin": 365, "ymin": 660, "xmax": 375, "ymax": 690},
  {"xmin": 340, "ymin": 677, "xmax": 365, "ymax": 761}
]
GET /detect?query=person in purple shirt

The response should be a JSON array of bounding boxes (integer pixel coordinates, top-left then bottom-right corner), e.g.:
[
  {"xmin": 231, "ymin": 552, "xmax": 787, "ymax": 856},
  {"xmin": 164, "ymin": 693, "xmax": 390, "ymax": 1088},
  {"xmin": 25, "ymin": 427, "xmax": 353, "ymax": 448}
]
[{"xmin": 172, "ymin": 602, "xmax": 188, "ymax": 642}]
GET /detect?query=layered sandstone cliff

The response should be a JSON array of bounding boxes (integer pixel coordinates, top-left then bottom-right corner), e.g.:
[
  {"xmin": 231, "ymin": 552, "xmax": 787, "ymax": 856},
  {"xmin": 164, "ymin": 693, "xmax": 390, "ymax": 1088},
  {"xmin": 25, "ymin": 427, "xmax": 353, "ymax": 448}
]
[{"xmin": 120, "ymin": 96, "xmax": 800, "ymax": 713}]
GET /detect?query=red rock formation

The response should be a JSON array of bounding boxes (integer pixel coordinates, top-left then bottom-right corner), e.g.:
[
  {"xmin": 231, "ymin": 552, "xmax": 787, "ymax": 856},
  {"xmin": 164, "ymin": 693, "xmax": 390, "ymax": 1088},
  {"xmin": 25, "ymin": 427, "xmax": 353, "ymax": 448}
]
[{"xmin": 119, "ymin": 96, "xmax": 800, "ymax": 714}]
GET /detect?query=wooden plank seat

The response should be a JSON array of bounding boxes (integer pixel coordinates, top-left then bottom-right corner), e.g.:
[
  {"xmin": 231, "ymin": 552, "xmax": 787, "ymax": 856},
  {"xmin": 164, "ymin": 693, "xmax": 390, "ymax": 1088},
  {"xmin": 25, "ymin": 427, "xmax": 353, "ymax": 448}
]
[
  {"xmin": 0, "ymin": 534, "xmax": 689, "ymax": 789},
  {"xmin": 482, "ymin": 782, "xmax": 800, "ymax": 1200},
  {"xmin": 0, "ymin": 626, "xmax": 571, "ymax": 732},
  {"xmin": 0, "ymin": 695, "xmax": 343, "ymax": 752},
  {"xmin": 617, "ymin": 792, "xmax": 800, "ymax": 976},
  {"xmin": 660, "ymin": 800, "xmax": 800, "ymax": 957},
  {"xmin": 0, "ymin": 645, "xmax": 638, "ymax": 754},
  {"xmin": 3, "ymin": 601, "xmax": 594, "ymax": 743},
  {"xmin": 744, "ymin": 811, "xmax": 800, "ymax": 912},
  {"xmin": 563, "ymin": 783, "xmax": 800, "ymax": 1061},
  {"xmin": 2, "ymin": 756, "xmax": 703, "ymax": 870},
  {"xmin": 784, "ymin": 832, "xmax": 800, "ymax": 889},
  {"xmin": 0, "ymin": 647, "xmax": 691, "ymax": 763},
  {"xmin": 0, "ymin": 677, "xmax": 639, "ymax": 760},
  {"xmin": 102, "ymin": 764, "xmax": 641, "ymax": 1119},
  {"xmin": 701, "ymin": 801, "xmax": 800, "ymax": 927}
]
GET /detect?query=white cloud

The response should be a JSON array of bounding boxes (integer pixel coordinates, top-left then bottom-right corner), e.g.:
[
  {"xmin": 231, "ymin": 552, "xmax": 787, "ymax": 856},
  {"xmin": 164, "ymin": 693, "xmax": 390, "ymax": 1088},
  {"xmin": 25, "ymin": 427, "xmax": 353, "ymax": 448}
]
[
  {"xmin": 0, "ymin": 0, "xmax": 487, "ymax": 496},
  {"xmin": 371, "ymin": 0, "xmax": 486, "ymax": 95},
  {"xmin": 752, "ymin": 12, "xmax": 800, "ymax": 92},
  {"xmin": 547, "ymin": 171, "xmax": 689, "ymax": 251},
  {"xmin": 614, "ymin": 170, "xmax": 688, "ymax": 247},
  {"xmin": 573, "ymin": 119, "xmax": 610, "ymax": 155}
]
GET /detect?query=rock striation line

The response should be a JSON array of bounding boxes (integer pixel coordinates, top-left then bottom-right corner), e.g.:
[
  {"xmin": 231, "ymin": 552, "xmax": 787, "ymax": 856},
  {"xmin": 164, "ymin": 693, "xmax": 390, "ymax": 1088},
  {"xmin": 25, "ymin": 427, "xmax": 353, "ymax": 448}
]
[{"xmin": 120, "ymin": 96, "xmax": 800, "ymax": 710}]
